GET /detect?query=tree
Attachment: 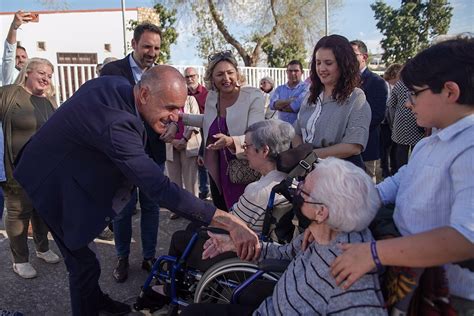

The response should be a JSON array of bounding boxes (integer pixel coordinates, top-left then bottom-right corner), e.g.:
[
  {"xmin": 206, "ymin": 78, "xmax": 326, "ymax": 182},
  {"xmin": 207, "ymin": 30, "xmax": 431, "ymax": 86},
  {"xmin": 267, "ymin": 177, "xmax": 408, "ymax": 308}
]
[
  {"xmin": 262, "ymin": 38, "xmax": 307, "ymax": 68},
  {"xmin": 129, "ymin": 4, "xmax": 178, "ymax": 64},
  {"xmin": 174, "ymin": 0, "xmax": 340, "ymax": 66},
  {"xmin": 371, "ymin": 0, "xmax": 452, "ymax": 64}
]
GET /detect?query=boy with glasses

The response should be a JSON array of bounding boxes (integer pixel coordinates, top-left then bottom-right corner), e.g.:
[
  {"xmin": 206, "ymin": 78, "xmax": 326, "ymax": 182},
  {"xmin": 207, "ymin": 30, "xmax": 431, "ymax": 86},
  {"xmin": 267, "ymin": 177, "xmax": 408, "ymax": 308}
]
[{"xmin": 331, "ymin": 36, "xmax": 474, "ymax": 315}]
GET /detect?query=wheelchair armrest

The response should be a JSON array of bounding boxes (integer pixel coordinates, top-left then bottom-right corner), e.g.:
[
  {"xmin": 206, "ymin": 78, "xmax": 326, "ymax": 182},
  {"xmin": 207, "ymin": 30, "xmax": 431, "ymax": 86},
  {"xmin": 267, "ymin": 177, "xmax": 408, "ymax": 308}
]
[{"xmin": 258, "ymin": 259, "xmax": 291, "ymax": 273}]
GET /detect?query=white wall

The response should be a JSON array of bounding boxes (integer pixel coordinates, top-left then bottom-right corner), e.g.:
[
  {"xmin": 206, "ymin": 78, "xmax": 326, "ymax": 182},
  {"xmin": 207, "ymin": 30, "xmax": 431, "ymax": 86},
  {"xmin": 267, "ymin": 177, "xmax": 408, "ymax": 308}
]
[{"xmin": 0, "ymin": 9, "xmax": 139, "ymax": 64}]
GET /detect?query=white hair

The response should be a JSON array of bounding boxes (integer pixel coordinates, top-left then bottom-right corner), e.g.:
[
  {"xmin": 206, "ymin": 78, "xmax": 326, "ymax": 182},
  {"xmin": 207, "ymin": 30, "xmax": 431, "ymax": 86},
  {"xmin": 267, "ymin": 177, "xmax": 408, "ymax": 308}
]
[
  {"xmin": 245, "ymin": 120, "xmax": 295, "ymax": 162},
  {"xmin": 308, "ymin": 157, "xmax": 381, "ymax": 232}
]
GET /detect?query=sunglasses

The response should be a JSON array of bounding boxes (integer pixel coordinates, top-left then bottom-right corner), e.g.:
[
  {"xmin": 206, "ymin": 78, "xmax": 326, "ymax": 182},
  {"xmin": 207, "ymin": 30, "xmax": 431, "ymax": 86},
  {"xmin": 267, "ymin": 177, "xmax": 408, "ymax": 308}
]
[{"xmin": 208, "ymin": 50, "xmax": 234, "ymax": 62}]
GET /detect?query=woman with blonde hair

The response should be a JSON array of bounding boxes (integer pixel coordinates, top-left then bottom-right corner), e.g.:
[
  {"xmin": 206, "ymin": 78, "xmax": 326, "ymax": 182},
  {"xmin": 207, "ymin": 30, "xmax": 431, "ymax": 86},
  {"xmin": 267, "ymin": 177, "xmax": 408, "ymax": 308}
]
[
  {"xmin": 181, "ymin": 51, "xmax": 265, "ymax": 210},
  {"xmin": 0, "ymin": 57, "xmax": 60, "ymax": 279}
]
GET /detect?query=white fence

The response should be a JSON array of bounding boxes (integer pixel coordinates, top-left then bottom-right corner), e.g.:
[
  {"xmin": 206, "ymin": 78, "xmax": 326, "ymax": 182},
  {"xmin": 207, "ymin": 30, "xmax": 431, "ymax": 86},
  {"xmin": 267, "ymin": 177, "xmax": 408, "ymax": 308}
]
[{"xmin": 52, "ymin": 64, "xmax": 310, "ymax": 105}]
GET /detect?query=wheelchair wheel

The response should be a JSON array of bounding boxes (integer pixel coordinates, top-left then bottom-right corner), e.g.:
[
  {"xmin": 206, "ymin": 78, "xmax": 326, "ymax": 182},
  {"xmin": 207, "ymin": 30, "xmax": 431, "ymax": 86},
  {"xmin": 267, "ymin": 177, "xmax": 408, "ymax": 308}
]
[{"xmin": 194, "ymin": 258, "xmax": 279, "ymax": 304}]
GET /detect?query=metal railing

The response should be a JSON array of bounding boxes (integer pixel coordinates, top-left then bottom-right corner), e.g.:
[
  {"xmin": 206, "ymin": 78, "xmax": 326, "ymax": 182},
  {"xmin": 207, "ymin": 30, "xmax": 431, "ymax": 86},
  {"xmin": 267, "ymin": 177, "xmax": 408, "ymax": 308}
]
[{"xmin": 52, "ymin": 64, "xmax": 311, "ymax": 105}]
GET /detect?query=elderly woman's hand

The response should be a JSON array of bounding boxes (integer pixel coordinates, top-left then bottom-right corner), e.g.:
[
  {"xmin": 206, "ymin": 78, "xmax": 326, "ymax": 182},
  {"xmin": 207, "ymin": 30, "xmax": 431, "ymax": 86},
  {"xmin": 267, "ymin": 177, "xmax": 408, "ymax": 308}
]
[
  {"xmin": 330, "ymin": 242, "xmax": 374, "ymax": 290},
  {"xmin": 202, "ymin": 232, "xmax": 236, "ymax": 260},
  {"xmin": 206, "ymin": 133, "xmax": 234, "ymax": 150}
]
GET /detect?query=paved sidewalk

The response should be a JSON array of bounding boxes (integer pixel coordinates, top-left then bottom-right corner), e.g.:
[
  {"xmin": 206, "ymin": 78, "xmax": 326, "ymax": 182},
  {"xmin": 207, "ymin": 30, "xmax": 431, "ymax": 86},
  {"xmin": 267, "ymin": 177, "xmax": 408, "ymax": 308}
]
[{"xmin": 0, "ymin": 209, "xmax": 189, "ymax": 315}]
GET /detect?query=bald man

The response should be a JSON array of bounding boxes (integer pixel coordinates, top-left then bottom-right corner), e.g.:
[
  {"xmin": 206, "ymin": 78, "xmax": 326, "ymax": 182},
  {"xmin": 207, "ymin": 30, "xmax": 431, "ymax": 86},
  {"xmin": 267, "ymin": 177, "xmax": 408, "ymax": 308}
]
[{"xmin": 14, "ymin": 65, "xmax": 260, "ymax": 316}]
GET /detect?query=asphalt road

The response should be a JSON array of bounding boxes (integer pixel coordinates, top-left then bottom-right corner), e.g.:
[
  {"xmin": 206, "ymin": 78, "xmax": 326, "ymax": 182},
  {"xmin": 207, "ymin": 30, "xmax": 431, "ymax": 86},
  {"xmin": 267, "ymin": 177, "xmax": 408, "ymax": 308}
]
[{"xmin": 0, "ymin": 208, "xmax": 189, "ymax": 316}]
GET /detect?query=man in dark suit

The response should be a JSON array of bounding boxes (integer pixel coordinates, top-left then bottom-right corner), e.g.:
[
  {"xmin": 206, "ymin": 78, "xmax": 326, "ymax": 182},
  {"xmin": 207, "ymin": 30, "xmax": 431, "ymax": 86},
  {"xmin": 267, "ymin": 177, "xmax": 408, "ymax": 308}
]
[
  {"xmin": 100, "ymin": 23, "xmax": 166, "ymax": 282},
  {"xmin": 13, "ymin": 65, "xmax": 260, "ymax": 315},
  {"xmin": 351, "ymin": 40, "xmax": 388, "ymax": 182}
]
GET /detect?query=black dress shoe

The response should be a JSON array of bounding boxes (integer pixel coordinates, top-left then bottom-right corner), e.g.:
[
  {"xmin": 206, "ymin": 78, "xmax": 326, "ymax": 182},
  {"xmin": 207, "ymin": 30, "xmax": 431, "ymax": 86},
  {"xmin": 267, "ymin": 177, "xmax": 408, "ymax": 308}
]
[
  {"xmin": 141, "ymin": 257, "xmax": 156, "ymax": 272},
  {"xmin": 99, "ymin": 293, "xmax": 131, "ymax": 315},
  {"xmin": 113, "ymin": 257, "xmax": 129, "ymax": 283},
  {"xmin": 136, "ymin": 287, "xmax": 170, "ymax": 312}
]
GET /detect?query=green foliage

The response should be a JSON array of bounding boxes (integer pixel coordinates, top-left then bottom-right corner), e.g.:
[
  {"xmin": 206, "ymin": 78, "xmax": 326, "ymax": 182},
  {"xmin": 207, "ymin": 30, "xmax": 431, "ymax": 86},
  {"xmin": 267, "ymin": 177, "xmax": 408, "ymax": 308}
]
[
  {"xmin": 182, "ymin": 0, "xmax": 338, "ymax": 66},
  {"xmin": 262, "ymin": 39, "xmax": 307, "ymax": 68},
  {"xmin": 128, "ymin": 4, "xmax": 178, "ymax": 64},
  {"xmin": 371, "ymin": 0, "xmax": 452, "ymax": 64},
  {"xmin": 192, "ymin": 3, "xmax": 233, "ymax": 62}
]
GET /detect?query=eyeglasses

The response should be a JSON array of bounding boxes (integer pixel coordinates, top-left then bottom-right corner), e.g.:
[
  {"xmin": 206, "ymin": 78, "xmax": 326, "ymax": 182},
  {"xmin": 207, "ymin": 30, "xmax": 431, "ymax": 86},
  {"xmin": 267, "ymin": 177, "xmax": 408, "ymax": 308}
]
[
  {"xmin": 407, "ymin": 87, "xmax": 430, "ymax": 105},
  {"xmin": 296, "ymin": 181, "xmax": 323, "ymax": 205},
  {"xmin": 185, "ymin": 74, "xmax": 197, "ymax": 79},
  {"xmin": 208, "ymin": 50, "xmax": 234, "ymax": 62},
  {"xmin": 242, "ymin": 143, "xmax": 254, "ymax": 151}
]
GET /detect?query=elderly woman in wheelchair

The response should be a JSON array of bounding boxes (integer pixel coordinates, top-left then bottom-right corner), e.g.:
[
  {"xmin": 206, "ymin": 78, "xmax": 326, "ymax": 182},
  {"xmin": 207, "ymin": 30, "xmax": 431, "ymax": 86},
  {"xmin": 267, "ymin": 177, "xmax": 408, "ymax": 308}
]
[
  {"xmin": 182, "ymin": 157, "xmax": 388, "ymax": 316},
  {"xmin": 136, "ymin": 119, "xmax": 295, "ymax": 311}
]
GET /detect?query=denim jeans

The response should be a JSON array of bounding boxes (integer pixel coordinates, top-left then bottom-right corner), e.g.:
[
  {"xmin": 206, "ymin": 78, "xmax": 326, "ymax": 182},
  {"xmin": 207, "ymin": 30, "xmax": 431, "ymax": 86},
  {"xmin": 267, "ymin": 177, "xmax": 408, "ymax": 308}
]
[
  {"xmin": 113, "ymin": 164, "xmax": 162, "ymax": 259},
  {"xmin": 198, "ymin": 164, "xmax": 209, "ymax": 197}
]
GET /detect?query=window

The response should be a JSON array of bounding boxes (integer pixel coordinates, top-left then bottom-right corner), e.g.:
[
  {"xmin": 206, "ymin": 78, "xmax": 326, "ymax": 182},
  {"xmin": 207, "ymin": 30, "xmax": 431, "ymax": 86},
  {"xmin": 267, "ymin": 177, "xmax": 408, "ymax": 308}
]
[
  {"xmin": 37, "ymin": 41, "xmax": 46, "ymax": 51},
  {"xmin": 104, "ymin": 43, "xmax": 112, "ymax": 52},
  {"xmin": 56, "ymin": 53, "xmax": 97, "ymax": 64}
]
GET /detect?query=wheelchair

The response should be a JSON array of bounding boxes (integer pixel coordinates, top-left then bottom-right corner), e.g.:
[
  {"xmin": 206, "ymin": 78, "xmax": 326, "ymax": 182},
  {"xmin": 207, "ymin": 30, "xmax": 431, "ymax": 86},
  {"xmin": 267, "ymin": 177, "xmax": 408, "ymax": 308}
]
[{"xmin": 133, "ymin": 145, "xmax": 319, "ymax": 315}]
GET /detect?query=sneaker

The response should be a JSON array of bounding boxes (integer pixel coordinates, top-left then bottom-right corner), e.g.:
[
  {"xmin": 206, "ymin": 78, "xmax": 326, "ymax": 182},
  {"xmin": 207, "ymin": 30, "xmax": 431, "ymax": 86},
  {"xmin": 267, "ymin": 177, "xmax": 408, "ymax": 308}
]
[
  {"xmin": 141, "ymin": 257, "xmax": 157, "ymax": 272},
  {"xmin": 113, "ymin": 257, "xmax": 129, "ymax": 283},
  {"xmin": 98, "ymin": 293, "xmax": 131, "ymax": 315},
  {"xmin": 13, "ymin": 262, "xmax": 37, "ymax": 279},
  {"xmin": 36, "ymin": 250, "xmax": 61, "ymax": 264}
]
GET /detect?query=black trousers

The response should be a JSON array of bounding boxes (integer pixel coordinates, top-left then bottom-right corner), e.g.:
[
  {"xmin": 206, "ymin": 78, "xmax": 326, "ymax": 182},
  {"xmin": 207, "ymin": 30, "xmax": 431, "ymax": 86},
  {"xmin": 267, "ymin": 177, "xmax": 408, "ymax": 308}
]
[
  {"xmin": 380, "ymin": 124, "xmax": 396, "ymax": 177},
  {"xmin": 181, "ymin": 303, "xmax": 254, "ymax": 316},
  {"xmin": 392, "ymin": 143, "xmax": 411, "ymax": 174},
  {"xmin": 209, "ymin": 175, "xmax": 228, "ymax": 211},
  {"xmin": 180, "ymin": 280, "xmax": 275, "ymax": 315},
  {"xmin": 169, "ymin": 225, "xmax": 236, "ymax": 272},
  {"xmin": 50, "ymin": 229, "xmax": 103, "ymax": 316}
]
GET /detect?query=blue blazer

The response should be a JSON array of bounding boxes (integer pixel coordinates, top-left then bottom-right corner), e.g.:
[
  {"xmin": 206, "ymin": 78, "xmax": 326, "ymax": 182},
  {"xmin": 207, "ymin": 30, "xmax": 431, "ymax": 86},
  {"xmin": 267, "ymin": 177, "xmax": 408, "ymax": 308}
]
[
  {"xmin": 100, "ymin": 55, "xmax": 166, "ymax": 164},
  {"xmin": 13, "ymin": 77, "xmax": 215, "ymax": 250},
  {"xmin": 360, "ymin": 68, "xmax": 388, "ymax": 161}
]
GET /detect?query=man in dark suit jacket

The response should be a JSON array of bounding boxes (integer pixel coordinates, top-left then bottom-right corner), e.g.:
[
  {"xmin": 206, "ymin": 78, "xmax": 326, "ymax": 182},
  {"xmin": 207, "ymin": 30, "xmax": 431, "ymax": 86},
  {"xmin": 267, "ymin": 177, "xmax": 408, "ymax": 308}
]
[
  {"xmin": 351, "ymin": 40, "xmax": 388, "ymax": 181},
  {"xmin": 100, "ymin": 23, "xmax": 167, "ymax": 283},
  {"xmin": 14, "ymin": 66, "xmax": 260, "ymax": 315}
]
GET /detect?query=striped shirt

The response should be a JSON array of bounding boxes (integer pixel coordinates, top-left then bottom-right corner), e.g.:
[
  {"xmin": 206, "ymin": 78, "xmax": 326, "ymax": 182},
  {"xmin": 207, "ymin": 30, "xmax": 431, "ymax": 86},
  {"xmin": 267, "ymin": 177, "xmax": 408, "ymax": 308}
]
[
  {"xmin": 230, "ymin": 170, "xmax": 287, "ymax": 234},
  {"xmin": 254, "ymin": 229, "xmax": 387, "ymax": 316},
  {"xmin": 377, "ymin": 114, "xmax": 474, "ymax": 300}
]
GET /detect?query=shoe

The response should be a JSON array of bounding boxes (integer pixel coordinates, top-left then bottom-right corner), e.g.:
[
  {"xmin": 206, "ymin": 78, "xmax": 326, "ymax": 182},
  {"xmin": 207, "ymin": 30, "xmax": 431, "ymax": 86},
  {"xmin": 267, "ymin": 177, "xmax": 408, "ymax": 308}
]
[
  {"xmin": 98, "ymin": 293, "xmax": 131, "ymax": 315},
  {"xmin": 36, "ymin": 250, "xmax": 61, "ymax": 263},
  {"xmin": 97, "ymin": 227, "xmax": 114, "ymax": 241},
  {"xmin": 113, "ymin": 257, "xmax": 129, "ymax": 283},
  {"xmin": 141, "ymin": 257, "xmax": 156, "ymax": 272},
  {"xmin": 170, "ymin": 213, "xmax": 180, "ymax": 220},
  {"xmin": 13, "ymin": 262, "xmax": 37, "ymax": 279},
  {"xmin": 199, "ymin": 192, "xmax": 210, "ymax": 200},
  {"xmin": 135, "ymin": 287, "xmax": 170, "ymax": 312}
]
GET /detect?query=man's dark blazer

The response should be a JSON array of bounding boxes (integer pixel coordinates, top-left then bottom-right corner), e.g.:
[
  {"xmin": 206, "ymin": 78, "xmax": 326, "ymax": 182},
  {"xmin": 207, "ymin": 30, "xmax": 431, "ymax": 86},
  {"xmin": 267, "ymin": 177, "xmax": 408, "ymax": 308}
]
[
  {"xmin": 101, "ymin": 54, "xmax": 166, "ymax": 164},
  {"xmin": 360, "ymin": 68, "xmax": 388, "ymax": 161},
  {"xmin": 13, "ymin": 77, "xmax": 215, "ymax": 250}
]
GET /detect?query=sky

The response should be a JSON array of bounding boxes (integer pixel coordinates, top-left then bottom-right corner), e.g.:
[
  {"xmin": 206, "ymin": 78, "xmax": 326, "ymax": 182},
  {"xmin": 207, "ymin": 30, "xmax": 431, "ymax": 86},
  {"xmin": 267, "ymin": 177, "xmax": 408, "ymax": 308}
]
[{"xmin": 1, "ymin": 0, "xmax": 472, "ymax": 65}]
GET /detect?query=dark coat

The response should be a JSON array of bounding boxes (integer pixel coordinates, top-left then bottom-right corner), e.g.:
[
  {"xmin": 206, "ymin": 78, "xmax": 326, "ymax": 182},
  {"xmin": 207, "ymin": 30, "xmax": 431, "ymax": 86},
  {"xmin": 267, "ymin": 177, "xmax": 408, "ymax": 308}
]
[
  {"xmin": 13, "ymin": 77, "xmax": 215, "ymax": 250},
  {"xmin": 101, "ymin": 55, "xmax": 166, "ymax": 164},
  {"xmin": 360, "ymin": 68, "xmax": 388, "ymax": 161}
]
